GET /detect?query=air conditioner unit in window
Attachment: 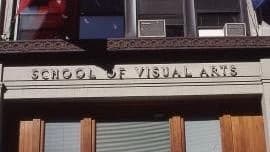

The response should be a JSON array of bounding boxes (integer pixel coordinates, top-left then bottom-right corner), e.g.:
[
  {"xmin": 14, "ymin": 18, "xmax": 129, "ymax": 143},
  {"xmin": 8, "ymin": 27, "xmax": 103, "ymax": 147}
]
[
  {"xmin": 138, "ymin": 19, "xmax": 166, "ymax": 37},
  {"xmin": 198, "ymin": 29, "xmax": 225, "ymax": 37},
  {"xmin": 224, "ymin": 23, "xmax": 246, "ymax": 36}
]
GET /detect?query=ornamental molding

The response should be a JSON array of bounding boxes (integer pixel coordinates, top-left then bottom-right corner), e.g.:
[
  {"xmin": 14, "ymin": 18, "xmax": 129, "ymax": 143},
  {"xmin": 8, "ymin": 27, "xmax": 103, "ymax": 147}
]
[
  {"xmin": 107, "ymin": 37, "xmax": 270, "ymax": 51},
  {"xmin": 0, "ymin": 39, "xmax": 83, "ymax": 54},
  {"xmin": 0, "ymin": 37, "xmax": 270, "ymax": 54}
]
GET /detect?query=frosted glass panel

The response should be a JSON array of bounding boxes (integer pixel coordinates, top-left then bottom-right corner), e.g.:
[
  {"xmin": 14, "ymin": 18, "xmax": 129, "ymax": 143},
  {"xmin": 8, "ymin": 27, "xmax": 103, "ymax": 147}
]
[
  {"xmin": 44, "ymin": 122, "xmax": 80, "ymax": 152},
  {"xmin": 96, "ymin": 121, "xmax": 170, "ymax": 152},
  {"xmin": 185, "ymin": 118, "xmax": 222, "ymax": 152}
]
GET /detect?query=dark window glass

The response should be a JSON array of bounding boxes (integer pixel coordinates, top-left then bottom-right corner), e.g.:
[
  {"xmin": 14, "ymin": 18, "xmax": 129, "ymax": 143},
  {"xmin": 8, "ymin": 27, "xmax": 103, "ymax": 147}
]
[
  {"xmin": 197, "ymin": 13, "xmax": 240, "ymax": 27},
  {"xmin": 196, "ymin": 0, "xmax": 240, "ymax": 12},
  {"xmin": 138, "ymin": 0, "xmax": 184, "ymax": 25},
  {"xmin": 195, "ymin": 0, "xmax": 240, "ymax": 28},
  {"xmin": 257, "ymin": 2, "xmax": 270, "ymax": 25},
  {"xmin": 79, "ymin": 0, "xmax": 124, "ymax": 39},
  {"xmin": 80, "ymin": 0, "xmax": 124, "ymax": 16},
  {"xmin": 166, "ymin": 25, "xmax": 184, "ymax": 37},
  {"xmin": 79, "ymin": 16, "xmax": 124, "ymax": 39},
  {"xmin": 137, "ymin": 0, "xmax": 184, "ymax": 37}
]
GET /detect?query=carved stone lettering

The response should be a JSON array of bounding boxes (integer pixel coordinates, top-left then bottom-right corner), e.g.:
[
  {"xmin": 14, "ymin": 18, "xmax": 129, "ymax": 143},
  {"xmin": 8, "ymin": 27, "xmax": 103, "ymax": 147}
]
[
  {"xmin": 200, "ymin": 68, "xmax": 210, "ymax": 78},
  {"xmin": 31, "ymin": 64, "xmax": 239, "ymax": 80},
  {"xmin": 63, "ymin": 69, "xmax": 72, "ymax": 79}
]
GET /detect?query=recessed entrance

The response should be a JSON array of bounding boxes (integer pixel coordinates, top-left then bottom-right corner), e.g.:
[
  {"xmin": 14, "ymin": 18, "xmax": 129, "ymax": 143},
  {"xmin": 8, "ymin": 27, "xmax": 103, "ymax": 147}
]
[{"xmin": 3, "ymin": 96, "xmax": 266, "ymax": 152}]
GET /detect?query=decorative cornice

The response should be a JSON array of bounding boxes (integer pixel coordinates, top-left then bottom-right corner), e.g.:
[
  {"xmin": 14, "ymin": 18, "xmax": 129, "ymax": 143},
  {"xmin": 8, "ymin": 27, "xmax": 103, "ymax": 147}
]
[
  {"xmin": 107, "ymin": 36, "xmax": 270, "ymax": 51},
  {"xmin": 1, "ymin": 37, "xmax": 270, "ymax": 54},
  {"xmin": 0, "ymin": 39, "xmax": 83, "ymax": 54}
]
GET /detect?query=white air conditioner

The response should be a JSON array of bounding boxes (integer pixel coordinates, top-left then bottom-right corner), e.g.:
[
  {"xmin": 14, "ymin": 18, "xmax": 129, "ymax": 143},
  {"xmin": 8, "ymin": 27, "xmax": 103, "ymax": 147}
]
[
  {"xmin": 198, "ymin": 29, "xmax": 225, "ymax": 37},
  {"xmin": 138, "ymin": 19, "xmax": 166, "ymax": 38},
  {"xmin": 224, "ymin": 23, "xmax": 246, "ymax": 36}
]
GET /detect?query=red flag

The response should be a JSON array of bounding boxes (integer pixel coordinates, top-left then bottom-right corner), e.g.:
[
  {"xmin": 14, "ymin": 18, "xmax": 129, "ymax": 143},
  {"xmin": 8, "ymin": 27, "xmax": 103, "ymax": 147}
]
[
  {"xmin": 48, "ymin": 0, "xmax": 66, "ymax": 13},
  {"xmin": 17, "ymin": 0, "xmax": 66, "ymax": 14},
  {"xmin": 17, "ymin": 0, "xmax": 33, "ymax": 13}
]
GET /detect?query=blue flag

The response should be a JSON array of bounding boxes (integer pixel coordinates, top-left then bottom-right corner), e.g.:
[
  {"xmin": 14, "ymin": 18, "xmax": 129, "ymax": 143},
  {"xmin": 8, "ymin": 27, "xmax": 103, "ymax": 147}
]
[{"xmin": 252, "ymin": 0, "xmax": 265, "ymax": 9}]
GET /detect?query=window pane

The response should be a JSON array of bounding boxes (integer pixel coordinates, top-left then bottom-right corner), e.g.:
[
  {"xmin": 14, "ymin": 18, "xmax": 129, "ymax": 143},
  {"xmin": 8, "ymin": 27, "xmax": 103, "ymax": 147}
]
[
  {"xmin": 196, "ymin": 0, "xmax": 240, "ymax": 12},
  {"xmin": 80, "ymin": 0, "xmax": 124, "ymax": 16},
  {"xmin": 79, "ymin": 16, "xmax": 124, "ymax": 39},
  {"xmin": 96, "ymin": 121, "xmax": 170, "ymax": 152},
  {"xmin": 197, "ymin": 13, "xmax": 240, "ymax": 27},
  {"xmin": 138, "ymin": 0, "xmax": 184, "ymax": 25},
  {"xmin": 18, "ymin": 0, "xmax": 67, "ymax": 40},
  {"xmin": 185, "ymin": 118, "xmax": 222, "ymax": 152},
  {"xmin": 259, "ymin": 2, "xmax": 270, "ymax": 24},
  {"xmin": 44, "ymin": 122, "xmax": 80, "ymax": 152},
  {"xmin": 166, "ymin": 25, "xmax": 184, "ymax": 37}
]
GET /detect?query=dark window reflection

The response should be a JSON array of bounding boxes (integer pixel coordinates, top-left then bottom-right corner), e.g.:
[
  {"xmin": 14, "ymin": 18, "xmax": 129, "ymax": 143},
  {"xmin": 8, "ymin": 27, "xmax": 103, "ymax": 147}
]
[
  {"xmin": 79, "ymin": 0, "xmax": 124, "ymax": 39},
  {"xmin": 18, "ymin": 0, "xmax": 68, "ymax": 40}
]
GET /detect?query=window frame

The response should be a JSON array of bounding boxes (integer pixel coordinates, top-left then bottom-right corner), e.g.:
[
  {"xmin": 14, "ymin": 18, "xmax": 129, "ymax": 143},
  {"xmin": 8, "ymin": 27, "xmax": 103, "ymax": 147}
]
[
  {"xmin": 136, "ymin": 0, "xmax": 186, "ymax": 37},
  {"xmin": 78, "ymin": 0, "xmax": 125, "ymax": 39},
  {"xmin": 14, "ymin": 0, "xmax": 79, "ymax": 40},
  {"xmin": 195, "ymin": 0, "xmax": 242, "ymax": 29},
  {"xmin": 10, "ymin": 0, "xmax": 251, "ymax": 40}
]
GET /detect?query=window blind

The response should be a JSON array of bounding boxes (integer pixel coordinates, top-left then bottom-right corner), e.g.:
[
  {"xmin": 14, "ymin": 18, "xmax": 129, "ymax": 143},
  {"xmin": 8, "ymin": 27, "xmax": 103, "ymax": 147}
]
[
  {"xmin": 138, "ymin": 0, "xmax": 184, "ymax": 25},
  {"xmin": 44, "ymin": 122, "xmax": 80, "ymax": 152},
  {"xmin": 96, "ymin": 121, "xmax": 170, "ymax": 152},
  {"xmin": 196, "ymin": 0, "xmax": 240, "ymax": 12}
]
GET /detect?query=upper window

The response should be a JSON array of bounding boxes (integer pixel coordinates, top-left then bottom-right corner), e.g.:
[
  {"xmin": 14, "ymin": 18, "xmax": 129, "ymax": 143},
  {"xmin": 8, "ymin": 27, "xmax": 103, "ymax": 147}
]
[
  {"xmin": 17, "ymin": 0, "xmax": 69, "ymax": 40},
  {"xmin": 79, "ymin": 0, "xmax": 124, "ymax": 39},
  {"xmin": 14, "ymin": 0, "xmax": 248, "ymax": 40},
  {"xmin": 257, "ymin": 1, "xmax": 270, "ymax": 25},
  {"xmin": 195, "ymin": 0, "xmax": 241, "ymax": 28},
  {"xmin": 137, "ymin": 0, "xmax": 184, "ymax": 37},
  {"xmin": 80, "ymin": 0, "xmax": 124, "ymax": 16}
]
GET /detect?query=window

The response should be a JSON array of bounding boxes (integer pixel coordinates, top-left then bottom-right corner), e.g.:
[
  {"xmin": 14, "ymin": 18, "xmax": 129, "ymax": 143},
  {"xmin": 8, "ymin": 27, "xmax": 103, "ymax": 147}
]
[
  {"xmin": 185, "ymin": 117, "xmax": 222, "ymax": 152},
  {"xmin": 79, "ymin": 0, "xmax": 124, "ymax": 39},
  {"xmin": 137, "ymin": 0, "xmax": 184, "ymax": 37},
  {"xmin": 96, "ymin": 121, "xmax": 170, "ymax": 152},
  {"xmin": 44, "ymin": 122, "xmax": 80, "ymax": 152},
  {"xmin": 195, "ymin": 0, "xmax": 241, "ymax": 28},
  {"xmin": 12, "ymin": 0, "xmax": 250, "ymax": 40},
  {"xmin": 257, "ymin": 1, "xmax": 270, "ymax": 25},
  {"xmin": 17, "ymin": 0, "xmax": 69, "ymax": 40}
]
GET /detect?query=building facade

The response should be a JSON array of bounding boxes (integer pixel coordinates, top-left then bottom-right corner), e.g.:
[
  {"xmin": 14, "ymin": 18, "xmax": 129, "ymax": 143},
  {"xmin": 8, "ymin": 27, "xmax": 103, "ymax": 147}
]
[{"xmin": 0, "ymin": 0, "xmax": 270, "ymax": 152}]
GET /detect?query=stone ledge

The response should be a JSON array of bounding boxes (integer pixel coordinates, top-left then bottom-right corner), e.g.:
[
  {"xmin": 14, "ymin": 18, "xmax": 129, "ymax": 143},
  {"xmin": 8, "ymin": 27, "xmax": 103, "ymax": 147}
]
[
  {"xmin": 0, "ymin": 39, "xmax": 83, "ymax": 54},
  {"xmin": 107, "ymin": 36, "xmax": 270, "ymax": 51},
  {"xmin": 1, "ymin": 37, "xmax": 270, "ymax": 54}
]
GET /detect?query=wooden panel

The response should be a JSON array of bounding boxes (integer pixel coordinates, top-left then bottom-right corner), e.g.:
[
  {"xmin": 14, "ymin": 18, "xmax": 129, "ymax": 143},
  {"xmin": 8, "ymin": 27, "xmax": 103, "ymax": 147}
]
[
  {"xmin": 170, "ymin": 116, "xmax": 185, "ymax": 152},
  {"xmin": 81, "ymin": 118, "xmax": 96, "ymax": 152},
  {"xmin": 231, "ymin": 115, "xmax": 266, "ymax": 152},
  {"xmin": 219, "ymin": 115, "xmax": 234, "ymax": 152},
  {"xmin": 19, "ymin": 121, "xmax": 33, "ymax": 152},
  {"xmin": 39, "ymin": 120, "xmax": 45, "ymax": 152},
  {"xmin": 91, "ymin": 119, "xmax": 96, "ymax": 152},
  {"xmin": 220, "ymin": 115, "xmax": 266, "ymax": 152},
  {"xmin": 251, "ymin": 116, "xmax": 266, "ymax": 152},
  {"xmin": 19, "ymin": 119, "xmax": 44, "ymax": 152}
]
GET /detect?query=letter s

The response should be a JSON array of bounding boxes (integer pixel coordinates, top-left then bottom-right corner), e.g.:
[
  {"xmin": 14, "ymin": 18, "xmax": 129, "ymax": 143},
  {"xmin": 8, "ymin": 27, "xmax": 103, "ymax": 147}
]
[
  {"xmin": 230, "ymin": 65, "xmax": 237, "ymax": 77},
  {"xmin": 32, "ymin": 69, "xmax": 39, "ymax": 80}
]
